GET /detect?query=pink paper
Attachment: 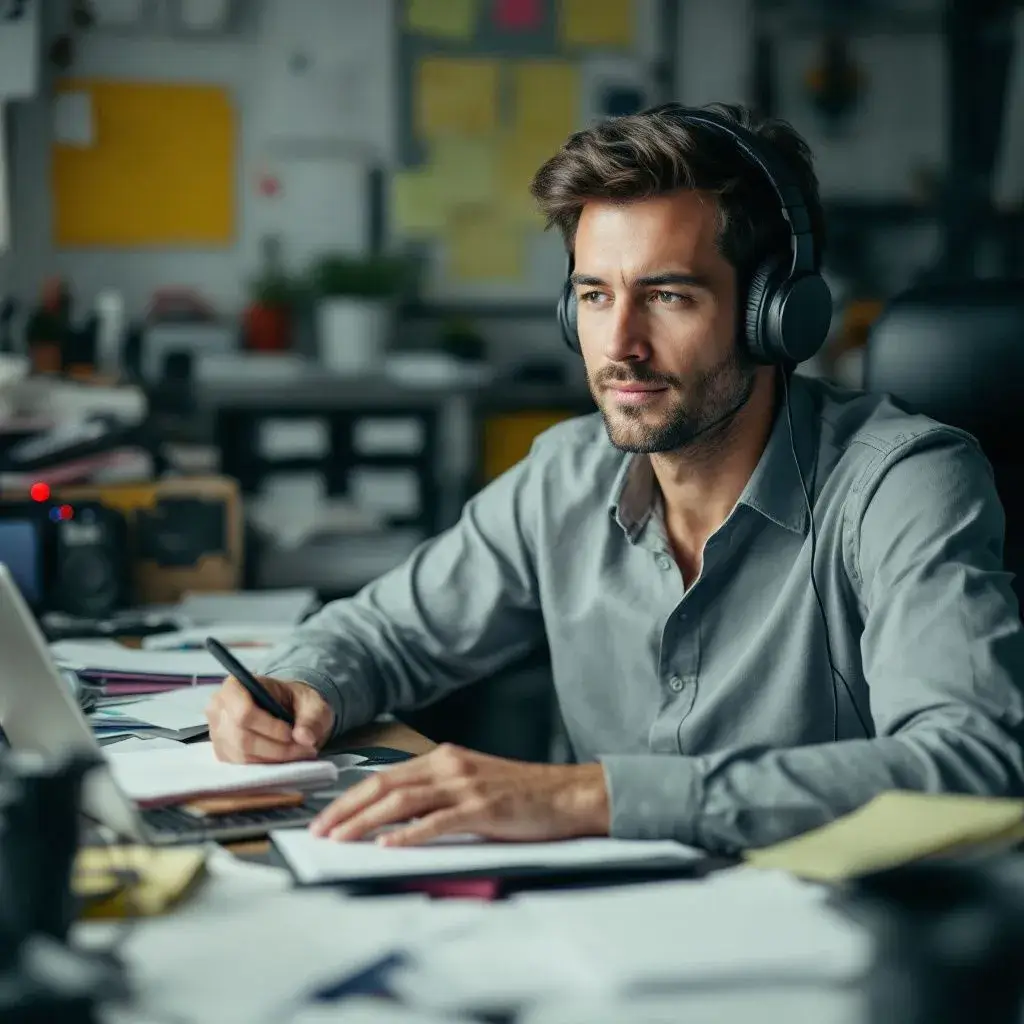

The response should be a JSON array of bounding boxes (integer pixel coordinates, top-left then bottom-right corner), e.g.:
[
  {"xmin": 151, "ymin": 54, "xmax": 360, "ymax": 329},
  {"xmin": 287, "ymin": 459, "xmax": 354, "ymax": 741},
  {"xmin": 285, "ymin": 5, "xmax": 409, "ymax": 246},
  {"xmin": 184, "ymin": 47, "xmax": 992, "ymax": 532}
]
[{"xmin": 495, "ymin": 0, "xmax": 542, "ymax": 31}]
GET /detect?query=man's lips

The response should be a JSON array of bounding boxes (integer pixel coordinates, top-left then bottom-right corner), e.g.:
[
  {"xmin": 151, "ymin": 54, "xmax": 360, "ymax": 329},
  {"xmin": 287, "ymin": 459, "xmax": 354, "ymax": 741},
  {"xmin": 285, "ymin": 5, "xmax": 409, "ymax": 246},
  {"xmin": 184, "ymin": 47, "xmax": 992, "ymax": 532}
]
[{"xmin": 606, "ymin": 383, "xmax": 669, "ymax": 392}]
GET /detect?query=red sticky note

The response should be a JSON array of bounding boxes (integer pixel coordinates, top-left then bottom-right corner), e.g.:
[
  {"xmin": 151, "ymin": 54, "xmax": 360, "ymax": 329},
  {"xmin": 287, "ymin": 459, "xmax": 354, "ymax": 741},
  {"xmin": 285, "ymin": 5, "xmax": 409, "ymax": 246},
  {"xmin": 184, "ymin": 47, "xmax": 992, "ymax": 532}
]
[{"xmin": 495, "ymin": 0, "xmax": 542, "ymax": 31}]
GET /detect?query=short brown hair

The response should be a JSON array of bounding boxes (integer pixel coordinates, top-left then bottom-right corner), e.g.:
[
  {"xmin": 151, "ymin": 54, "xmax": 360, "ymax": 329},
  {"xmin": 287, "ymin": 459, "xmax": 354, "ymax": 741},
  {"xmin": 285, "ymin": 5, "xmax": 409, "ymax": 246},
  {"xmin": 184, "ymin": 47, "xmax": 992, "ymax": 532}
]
[{"xmin": 530, "ymin": 102, "xmax": 826, "ymax": 280}]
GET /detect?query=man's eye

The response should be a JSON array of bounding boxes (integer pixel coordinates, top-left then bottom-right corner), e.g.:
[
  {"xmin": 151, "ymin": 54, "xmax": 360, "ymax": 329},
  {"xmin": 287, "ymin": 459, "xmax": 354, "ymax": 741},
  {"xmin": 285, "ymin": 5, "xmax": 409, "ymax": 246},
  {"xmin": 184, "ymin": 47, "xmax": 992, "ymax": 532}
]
[
  {"xmin": 579, "ymin": 290, "xmax": 607, "ymax": 304},
  {"xmin": 653, "ymin": 291, "xmax": 692, "ymax": 305}
]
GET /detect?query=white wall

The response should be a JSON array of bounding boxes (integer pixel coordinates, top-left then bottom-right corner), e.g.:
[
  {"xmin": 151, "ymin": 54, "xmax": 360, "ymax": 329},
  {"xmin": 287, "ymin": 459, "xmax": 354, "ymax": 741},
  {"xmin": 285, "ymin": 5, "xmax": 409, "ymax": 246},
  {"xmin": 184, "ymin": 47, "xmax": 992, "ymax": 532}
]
[
  {"xmin": 0, "ymin": 0, "xmax": 41, "ymax": 294},
  {"xmin": 8, "ymin": 0, "xmax": 395, "ymax": 317},
  {"xmin": 0, "ymin": 0, "xmax": 39, "ymax": 100},
  {"xmin": 676, "ymin": 0, "xmax": 945, "ymax": 200}
]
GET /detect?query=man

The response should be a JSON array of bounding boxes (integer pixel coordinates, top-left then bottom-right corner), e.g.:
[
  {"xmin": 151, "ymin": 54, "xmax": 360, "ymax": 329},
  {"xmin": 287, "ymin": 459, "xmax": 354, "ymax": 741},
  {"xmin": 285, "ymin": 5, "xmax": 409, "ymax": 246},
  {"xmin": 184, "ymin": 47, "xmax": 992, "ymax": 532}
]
[{"xmin": 206, "ymin": 103, "xmax": 1024, "ymax": 855}]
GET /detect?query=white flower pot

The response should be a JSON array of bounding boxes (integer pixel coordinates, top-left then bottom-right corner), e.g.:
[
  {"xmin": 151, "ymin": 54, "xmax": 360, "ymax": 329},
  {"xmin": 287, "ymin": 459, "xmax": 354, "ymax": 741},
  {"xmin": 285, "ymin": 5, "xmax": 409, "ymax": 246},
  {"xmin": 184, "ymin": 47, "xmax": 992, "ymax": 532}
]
[{"xmin": 316, "ymin": 298, "xmax": 393, "ymax": 376}]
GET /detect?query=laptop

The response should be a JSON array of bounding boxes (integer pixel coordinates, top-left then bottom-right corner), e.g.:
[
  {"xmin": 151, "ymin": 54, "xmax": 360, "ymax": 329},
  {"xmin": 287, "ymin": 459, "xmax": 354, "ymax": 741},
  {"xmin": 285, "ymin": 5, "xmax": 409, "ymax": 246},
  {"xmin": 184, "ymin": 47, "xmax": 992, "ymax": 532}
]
[{"xmin": 0, "ymin": 563, "xmax": 355, "ymax": 845}]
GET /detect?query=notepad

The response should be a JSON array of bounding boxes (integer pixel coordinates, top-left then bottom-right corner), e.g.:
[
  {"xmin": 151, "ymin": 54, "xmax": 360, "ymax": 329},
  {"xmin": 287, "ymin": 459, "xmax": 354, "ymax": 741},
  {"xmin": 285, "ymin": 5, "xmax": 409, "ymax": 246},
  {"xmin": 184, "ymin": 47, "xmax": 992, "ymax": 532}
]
[
  {"xmin": 744, "ymin": 791, "xmax": 1024, "ymax": 882},
  {"xmin": 272, "ymin": 830, "xmax": 703, "ymax": 885},
  {"xmin": 108, "ymin": 741, "xmax": 338, "ymax": 807}
]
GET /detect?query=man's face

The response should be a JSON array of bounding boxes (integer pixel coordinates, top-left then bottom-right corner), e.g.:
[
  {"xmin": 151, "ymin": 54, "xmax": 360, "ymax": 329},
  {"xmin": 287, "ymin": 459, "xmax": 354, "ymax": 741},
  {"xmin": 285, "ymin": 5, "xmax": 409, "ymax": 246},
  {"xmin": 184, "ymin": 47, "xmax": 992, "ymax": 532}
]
[{"xmin": 573, "ymin": 191, "xmax": 757, "ymax": 454}]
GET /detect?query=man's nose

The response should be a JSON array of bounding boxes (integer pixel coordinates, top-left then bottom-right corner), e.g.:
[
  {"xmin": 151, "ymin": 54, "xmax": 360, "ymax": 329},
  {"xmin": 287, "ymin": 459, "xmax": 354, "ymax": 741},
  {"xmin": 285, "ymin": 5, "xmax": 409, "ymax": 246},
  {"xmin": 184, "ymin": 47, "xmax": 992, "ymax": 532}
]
[{"xmin": 604, "ymin": 299, "xmax": 650, "ymax": 362}]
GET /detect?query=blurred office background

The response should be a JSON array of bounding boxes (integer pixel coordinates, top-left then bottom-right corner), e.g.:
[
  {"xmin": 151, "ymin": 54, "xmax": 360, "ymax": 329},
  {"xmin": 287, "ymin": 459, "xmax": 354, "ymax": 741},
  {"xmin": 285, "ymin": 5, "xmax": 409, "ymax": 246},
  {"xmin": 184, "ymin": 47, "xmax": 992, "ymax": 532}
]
[{"xmin": 0, "ymin": 0, "xmax": 1021, "ymax": 757}]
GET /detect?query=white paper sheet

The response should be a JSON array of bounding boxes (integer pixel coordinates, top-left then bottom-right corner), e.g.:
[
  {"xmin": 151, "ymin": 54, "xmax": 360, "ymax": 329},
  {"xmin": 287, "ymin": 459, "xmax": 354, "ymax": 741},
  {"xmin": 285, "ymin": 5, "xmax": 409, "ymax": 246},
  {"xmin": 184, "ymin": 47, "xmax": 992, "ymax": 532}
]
[
  {"xmin": 108, "ymin": 741, "xmax": 337, "ymax": 805},
  {"xmin": 102, "ymin": 736, "xmax": 186, "ymax": 754},
  {"xmin": 272, "ymin": 831, "xmax": 704, "ymax": 884},
  {"xmin": 108, "ymin": 683, "xmax": 219, "ymax": 732},
  {"xmin": 102, "ymin": 888, "xmax": 435, "ymax": 1024},
  {"xmin": 391, "ymin": 869, "xmax": 870, "ymax": 1015}
]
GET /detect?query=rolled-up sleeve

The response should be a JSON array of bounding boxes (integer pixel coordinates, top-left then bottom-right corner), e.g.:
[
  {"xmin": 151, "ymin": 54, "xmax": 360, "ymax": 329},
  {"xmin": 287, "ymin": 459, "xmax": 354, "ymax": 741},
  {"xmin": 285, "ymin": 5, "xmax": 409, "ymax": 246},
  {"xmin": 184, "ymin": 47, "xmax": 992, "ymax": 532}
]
[
  {"xmin": 601, "ymin": 432, "xmax": 1024, "ymax": 852},
  {"xmin": 261, "ymin": 459, "xmax": 545, "ymax": 739}
]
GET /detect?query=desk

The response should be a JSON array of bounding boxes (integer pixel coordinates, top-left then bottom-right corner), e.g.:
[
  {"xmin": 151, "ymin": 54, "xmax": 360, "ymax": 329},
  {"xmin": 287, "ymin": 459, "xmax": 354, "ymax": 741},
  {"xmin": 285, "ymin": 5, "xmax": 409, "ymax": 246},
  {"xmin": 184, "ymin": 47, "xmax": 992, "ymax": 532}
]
[{"xmin": 337, "ymin": 718, "xmax": 436, "ymax": 758}]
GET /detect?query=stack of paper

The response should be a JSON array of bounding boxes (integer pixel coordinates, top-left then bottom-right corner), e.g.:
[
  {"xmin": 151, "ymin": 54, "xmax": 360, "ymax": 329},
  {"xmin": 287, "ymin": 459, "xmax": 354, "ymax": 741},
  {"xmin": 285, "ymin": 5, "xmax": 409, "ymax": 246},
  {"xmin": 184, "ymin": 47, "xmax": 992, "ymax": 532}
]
[
  {"xmin": 51, "ymin": 640, "xmax": 271, "ymax": 695},
  {"xmin": 90, "ymin": 684, "xmax": 219, "ymax": 742},
  {"xmin": 175, "ymin": 588, "xmax": 319, "ymax": 627}
]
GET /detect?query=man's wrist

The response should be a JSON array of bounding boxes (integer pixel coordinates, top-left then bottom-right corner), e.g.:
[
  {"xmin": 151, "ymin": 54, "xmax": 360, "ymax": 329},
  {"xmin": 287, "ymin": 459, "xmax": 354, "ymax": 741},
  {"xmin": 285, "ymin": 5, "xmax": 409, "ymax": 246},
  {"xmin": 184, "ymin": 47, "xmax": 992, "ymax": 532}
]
[{"xmin": 556, "ymin": 763, "xmax": 610, "ymax": 836}]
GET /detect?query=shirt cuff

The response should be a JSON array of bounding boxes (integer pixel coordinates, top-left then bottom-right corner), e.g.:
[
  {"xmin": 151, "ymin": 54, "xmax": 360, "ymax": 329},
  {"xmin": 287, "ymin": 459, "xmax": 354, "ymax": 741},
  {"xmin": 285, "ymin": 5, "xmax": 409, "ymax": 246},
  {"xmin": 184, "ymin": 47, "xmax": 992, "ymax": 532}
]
[{"xmin": 598, "ymin": 754, "xmax": 705, "ymax": 844}]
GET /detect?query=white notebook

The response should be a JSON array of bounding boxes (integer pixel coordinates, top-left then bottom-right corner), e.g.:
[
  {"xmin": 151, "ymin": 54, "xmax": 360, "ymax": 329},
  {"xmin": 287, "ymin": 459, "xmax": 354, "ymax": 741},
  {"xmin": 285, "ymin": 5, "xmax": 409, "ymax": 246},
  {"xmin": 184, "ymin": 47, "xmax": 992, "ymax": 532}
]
[
  {"xmin": 107, "ymin": 741, "xmax": 338, "ymax": 806},
  {"xmin": 271, "ymin": 830, "xmax": 703, "ymax": 884}
]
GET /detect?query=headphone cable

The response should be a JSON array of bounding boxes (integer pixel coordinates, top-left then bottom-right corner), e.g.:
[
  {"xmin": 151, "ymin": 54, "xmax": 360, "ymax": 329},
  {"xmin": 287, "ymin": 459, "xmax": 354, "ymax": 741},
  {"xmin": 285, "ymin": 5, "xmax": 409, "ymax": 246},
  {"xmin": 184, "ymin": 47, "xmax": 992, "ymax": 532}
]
[{"xmin": 781, "ymin": 370, "xmax": 872, "ymax": 741}]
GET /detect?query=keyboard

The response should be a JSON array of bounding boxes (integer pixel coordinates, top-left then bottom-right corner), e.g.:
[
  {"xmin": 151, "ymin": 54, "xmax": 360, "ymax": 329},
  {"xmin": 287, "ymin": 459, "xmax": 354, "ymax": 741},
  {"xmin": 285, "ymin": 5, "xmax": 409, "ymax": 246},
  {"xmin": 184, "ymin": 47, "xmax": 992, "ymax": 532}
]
[{"xmin": 141, "ymin": 800, "xmax": 319, "ymax": 839}]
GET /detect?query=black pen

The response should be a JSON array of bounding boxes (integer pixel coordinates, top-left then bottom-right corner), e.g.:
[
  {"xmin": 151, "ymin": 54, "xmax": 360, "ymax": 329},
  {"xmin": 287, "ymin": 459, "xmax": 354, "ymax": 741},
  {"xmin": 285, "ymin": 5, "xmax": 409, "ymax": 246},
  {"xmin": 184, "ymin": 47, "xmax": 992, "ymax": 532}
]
[{"xmin": 204, "ymin": 636, "xmax": 295, "ymax": 725}]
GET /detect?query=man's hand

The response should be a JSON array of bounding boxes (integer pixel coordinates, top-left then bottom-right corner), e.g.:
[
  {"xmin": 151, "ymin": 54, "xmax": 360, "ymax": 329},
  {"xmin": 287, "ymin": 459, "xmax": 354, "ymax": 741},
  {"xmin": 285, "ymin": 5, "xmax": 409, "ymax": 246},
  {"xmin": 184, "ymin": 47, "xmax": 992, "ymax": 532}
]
[
  {"xmin": 309, "ymin": 743, "xmax": 610, "ymax": 846},
  {"xmin": 205, "ymin": 676, "xmax": 334, "ymax": 764}
]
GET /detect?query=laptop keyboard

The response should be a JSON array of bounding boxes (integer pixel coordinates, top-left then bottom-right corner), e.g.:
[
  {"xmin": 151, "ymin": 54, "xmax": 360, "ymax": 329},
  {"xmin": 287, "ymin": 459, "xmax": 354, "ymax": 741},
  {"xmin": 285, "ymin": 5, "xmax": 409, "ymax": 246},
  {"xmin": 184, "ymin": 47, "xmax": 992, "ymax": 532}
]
[{"xmin": 142, "ymin": 801, "xmax": 318, "ymax": 837}]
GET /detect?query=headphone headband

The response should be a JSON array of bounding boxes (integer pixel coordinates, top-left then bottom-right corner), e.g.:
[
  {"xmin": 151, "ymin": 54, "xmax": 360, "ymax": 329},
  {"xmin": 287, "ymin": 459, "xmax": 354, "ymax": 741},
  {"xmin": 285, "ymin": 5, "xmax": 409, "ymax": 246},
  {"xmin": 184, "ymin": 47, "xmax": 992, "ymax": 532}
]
[{"xmin": 648, "ymin": 105, "xmax": 818, "ymax": 276}]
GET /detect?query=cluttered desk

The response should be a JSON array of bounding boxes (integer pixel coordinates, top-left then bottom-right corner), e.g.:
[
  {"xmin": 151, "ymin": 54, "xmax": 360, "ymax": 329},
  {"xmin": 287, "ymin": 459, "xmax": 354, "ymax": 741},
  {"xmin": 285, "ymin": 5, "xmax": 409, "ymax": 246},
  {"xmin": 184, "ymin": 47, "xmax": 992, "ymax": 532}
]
[{"xmin": 1, "ymin": 562, "xmax": 1024, "ymax": 1023}]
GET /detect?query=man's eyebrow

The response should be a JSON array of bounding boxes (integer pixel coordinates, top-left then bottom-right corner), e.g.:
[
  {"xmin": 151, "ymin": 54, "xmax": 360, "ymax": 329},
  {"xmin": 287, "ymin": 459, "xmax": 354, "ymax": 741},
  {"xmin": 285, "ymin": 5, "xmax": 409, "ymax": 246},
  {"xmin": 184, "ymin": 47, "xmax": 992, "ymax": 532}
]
[
  {"xmin": 633, "ymin": 272, "xmax": 712, "ymax": 290},
  {"xmin": 569, "ymin": 271, "xmax": 712, "ymax": 290}
]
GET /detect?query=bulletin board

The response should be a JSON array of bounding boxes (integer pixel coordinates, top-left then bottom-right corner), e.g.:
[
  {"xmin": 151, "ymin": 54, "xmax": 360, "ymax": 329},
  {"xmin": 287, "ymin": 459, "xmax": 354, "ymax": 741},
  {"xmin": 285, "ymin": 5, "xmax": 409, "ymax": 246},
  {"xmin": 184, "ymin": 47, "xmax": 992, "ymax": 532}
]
[
  {"xmin": 392, "ymin": 0, "xmax": 664, "ymax": 303},
  {"xmin": 51, "ymin": 79, "xmax": 236, "ymax": 247}
]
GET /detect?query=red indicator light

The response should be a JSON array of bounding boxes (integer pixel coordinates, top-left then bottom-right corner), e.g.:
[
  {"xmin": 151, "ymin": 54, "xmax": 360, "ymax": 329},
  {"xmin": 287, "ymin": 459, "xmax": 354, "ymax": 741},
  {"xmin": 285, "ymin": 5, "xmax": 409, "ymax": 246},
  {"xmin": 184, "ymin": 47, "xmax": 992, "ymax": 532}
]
[
  {"xmin": 59, "ymin": 504, "xmax": 74, "ymax": 520},
  {"xmin": 30, "ymin": 482, "xmax": 50, "ymax": 502}
]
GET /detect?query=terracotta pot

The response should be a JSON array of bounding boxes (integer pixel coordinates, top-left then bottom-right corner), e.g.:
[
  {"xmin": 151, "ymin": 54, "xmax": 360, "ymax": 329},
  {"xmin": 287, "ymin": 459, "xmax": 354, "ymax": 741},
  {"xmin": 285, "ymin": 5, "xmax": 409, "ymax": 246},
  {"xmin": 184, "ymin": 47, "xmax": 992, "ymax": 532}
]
[{"xmin": 243, "ymin": 303, "xmax": 291, "ymax": 352}]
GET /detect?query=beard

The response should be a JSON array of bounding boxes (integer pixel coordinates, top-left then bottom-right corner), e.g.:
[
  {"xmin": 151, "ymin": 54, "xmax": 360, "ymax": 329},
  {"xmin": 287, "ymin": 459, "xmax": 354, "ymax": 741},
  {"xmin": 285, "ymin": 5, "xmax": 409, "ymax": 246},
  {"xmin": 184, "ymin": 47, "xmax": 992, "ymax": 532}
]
[{"xmin": 590, "ymin": 344, "xmax": 758, "ymax": 455}]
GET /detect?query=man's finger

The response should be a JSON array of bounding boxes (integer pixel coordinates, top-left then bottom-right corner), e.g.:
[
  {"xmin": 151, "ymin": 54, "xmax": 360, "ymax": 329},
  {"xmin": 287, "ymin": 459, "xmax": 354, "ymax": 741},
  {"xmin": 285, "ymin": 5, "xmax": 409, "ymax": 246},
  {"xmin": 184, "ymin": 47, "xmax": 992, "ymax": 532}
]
[
  {"xmin": 220, "ymin": 677, "xmax": 294, "ymax": 744},
  {"xmin": 309, "ymin": 762, "xmax": 433, "ymax": 835},
  {"xmin": 326, "ymin": 785, "xmax": 448, "ymax": 842},
  {"xmin": 377, "ymin": 807, "xmax": 475, "ymax": 847}
]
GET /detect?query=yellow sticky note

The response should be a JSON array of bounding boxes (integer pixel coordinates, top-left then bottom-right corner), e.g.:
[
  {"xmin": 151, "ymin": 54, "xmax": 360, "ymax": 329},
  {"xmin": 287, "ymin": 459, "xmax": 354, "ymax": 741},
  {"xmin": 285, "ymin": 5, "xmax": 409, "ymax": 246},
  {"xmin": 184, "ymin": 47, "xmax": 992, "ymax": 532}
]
[
  {"xmin": 511, "ymin": 60, "xmax": 579, "ymax": 150},
  {"xmin": 415, "ymin": 57, "xmax": 500, "ymax": 139},
  {"xmin": 744, "ymin": 791, "xmax": 1024, "ymax": 883},
  {"xmin": 391, "ymin": 168, "xmax": 449, "ymax": 235},
  {"xmin": 432, "ymin": 137, "xmax": 497, "ymax": 207},
  {"xmin": 405, "ymin": 0, "xmax": 478, "ymax": 40},
  {"xmin": 559, "ymin": 0, "xmax": 633, "ymax": 48},
  {"xmin": 448, "ymin": 207, "xmax": 524, "ymax": 281},
  {"xmin": 497, "ymin": 132, "xmax": 553, "ymax": 226}
]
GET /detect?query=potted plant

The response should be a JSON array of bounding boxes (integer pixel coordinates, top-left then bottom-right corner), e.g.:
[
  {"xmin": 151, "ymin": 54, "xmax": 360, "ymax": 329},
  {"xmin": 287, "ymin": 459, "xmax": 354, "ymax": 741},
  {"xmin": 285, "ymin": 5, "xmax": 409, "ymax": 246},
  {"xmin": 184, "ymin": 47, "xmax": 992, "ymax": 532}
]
[
  {"xmin": 308, "ymin": 252, "xmax": 412, "ymax": 375},
  {"xmin": 243, "ymin": 270, "xmax": 301, "ymax": 353}
]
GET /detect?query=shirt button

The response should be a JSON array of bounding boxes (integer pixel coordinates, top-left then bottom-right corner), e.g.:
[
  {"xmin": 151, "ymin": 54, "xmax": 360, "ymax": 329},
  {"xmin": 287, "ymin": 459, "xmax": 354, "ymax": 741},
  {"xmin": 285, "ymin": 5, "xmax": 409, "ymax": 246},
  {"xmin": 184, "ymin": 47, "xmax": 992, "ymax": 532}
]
[
  {"xmin": 669, "ymin": 675, "xmax": 685, "ymax": 692},
  {"xmin": 656, "ymin": 554, "xmax": 672, "ymax": 571}
]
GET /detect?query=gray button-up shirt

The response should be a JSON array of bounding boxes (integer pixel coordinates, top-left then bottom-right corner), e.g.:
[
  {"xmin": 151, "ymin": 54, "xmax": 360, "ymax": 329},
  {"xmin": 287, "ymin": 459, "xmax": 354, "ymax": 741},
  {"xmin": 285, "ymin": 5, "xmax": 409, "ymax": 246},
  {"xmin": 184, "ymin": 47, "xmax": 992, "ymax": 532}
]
[{"xmin": 264, "ymin": 375, "xmax": 1024, "ymax": 853}]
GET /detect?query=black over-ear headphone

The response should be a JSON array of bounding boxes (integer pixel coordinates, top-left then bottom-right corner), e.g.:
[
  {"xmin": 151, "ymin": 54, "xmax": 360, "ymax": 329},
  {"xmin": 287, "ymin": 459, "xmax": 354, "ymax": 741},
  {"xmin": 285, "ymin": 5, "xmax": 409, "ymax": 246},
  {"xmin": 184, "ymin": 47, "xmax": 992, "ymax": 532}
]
[{"xmin": 556, "ymin": 105, "xmax": 833, "ymax": 365}]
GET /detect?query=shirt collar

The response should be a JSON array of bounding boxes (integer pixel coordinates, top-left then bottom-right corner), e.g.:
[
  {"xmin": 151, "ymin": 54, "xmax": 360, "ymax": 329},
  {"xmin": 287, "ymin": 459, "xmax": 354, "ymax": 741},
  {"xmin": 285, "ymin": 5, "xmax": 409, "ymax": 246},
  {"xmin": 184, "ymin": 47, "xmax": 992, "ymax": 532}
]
[
  {"xmin": 737, "ymin": 373, "xmax": 816, "ymax": 536},
  {"xmin": 607, "ymin": 374, "xmax": 817, "ymax": 540}
]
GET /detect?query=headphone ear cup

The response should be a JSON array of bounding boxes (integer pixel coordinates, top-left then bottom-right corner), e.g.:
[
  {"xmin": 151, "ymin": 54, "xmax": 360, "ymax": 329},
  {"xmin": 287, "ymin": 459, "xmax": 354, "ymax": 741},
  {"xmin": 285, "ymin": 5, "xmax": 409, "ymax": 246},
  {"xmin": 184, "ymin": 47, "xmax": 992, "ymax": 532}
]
[
  {"xmin": 743, "ymin": 256, "xmax": 783, "ymax": 364},
  {"xmin": 557, "ymin": 280, "xmax": 580, "ymax": 353}
]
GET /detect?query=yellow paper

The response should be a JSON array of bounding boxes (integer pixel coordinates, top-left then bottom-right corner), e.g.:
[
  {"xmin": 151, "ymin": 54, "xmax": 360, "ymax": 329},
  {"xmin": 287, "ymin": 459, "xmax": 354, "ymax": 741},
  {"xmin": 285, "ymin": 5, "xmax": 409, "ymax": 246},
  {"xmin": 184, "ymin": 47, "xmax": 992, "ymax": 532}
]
[
  {"xmin": 432, "ymin": 137, "xmax": 496, "ymax": 206},
  {"xmin": 391, "ymin": 167, "xmax": 449, "ymax": 234},
  {"xmin": 745, "ymin": 791, "xmax": 1024, "ymax": 883},
  {"xmin": 448, "ymin": 207, "xmax": 524, "ymax": 281},
  {"xmin": 52, "ymin": 79, "xmax": 235, "ymax": 246},
  {"xmin": 559, "ymin": 0, "xmax": 633, "ymax": 48},
  {"xmin": 75, "ymin": 844, "xmax": 207, "ymax": 918},
  {"xmin": 497, "ymin": 131, "xmax": 553, "ymax": 226},
  {"xmin": 405, "ymin": 0, "xmax": 478, "ymax": 39},
  {"xmin": 511, "ymin": 60, "xmax": 579, "ymax": 151},
  {"xmin": 415, "ymin": 57, "xmax": 500, "ymax": 140}
]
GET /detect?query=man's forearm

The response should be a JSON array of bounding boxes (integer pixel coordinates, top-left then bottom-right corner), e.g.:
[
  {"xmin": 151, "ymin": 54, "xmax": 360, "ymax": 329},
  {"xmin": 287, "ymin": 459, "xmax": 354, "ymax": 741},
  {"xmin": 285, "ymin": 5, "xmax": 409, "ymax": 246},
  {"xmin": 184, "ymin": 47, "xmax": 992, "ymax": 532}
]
[{"xmin": 600, "ymin": 714, "xmax": 1024, "ymax": 853}]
